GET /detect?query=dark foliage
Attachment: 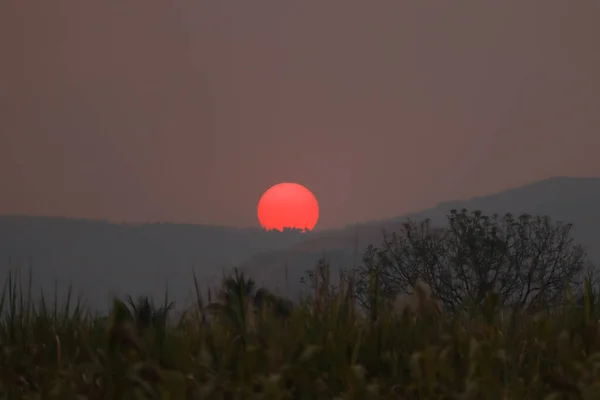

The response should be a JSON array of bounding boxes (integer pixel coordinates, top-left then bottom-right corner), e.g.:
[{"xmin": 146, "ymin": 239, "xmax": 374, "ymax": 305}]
[{"xmin": 353, "ymin": 209, "xmax": 591, "ymax": 315}]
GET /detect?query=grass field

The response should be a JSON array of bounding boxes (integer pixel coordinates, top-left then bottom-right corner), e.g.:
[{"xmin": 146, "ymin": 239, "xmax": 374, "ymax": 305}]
[{"xmin": 2, "ymin": 267, "xmax": 600, "ymax": 399}]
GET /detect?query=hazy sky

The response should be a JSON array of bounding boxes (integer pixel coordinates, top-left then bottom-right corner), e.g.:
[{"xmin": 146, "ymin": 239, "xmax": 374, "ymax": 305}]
[{"xmin": 1, "ymin": 1, "xmax": 599, "ymax": 229}]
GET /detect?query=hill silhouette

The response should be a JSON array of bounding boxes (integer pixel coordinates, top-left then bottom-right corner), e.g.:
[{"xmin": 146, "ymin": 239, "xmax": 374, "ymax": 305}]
[
  {"xmin": 1, "ymin": 176, "xmax": 599, "ymax": 307},
  {"xmin": 238, "ymin": 177, "xmax": 600, "ymax": 297},
  {"xmin": 0, "ymin": 217, "xmax": 308, "ymax": 309}
]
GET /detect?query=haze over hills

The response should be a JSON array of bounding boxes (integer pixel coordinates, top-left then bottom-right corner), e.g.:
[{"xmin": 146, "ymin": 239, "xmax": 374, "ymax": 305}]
[
  {"xmin": 238, "ymin": 177, "xmax": 600, "ymax": 297},
  {"xmin": 1, "ymin": 176, "xmax": 599, "ymax": 309},
  {"xmin": 0, "ymin": 218, "xmax": 308, "ymax": 309}
]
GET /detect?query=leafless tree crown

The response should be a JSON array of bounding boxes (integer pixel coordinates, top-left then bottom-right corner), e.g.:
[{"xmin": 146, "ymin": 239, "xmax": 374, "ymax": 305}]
[{"xmin": 354, "ymin": 209, "xmax": 590, "ymax": 314}]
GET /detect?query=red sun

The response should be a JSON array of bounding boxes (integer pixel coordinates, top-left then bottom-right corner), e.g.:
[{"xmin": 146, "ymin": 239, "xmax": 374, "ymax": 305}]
[{"xmin": 257, "ymin": 182, "xmax": 319, "ymax": 232}]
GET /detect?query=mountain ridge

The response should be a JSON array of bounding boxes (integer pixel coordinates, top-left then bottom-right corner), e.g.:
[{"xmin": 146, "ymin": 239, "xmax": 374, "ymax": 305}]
[
  {"xmin": 237, "ymin": 176, "xmax": 600, "ymax": 298},
  {"xmin": 1, "ymin": 176, "xmax": 599, "ymax": 307}
]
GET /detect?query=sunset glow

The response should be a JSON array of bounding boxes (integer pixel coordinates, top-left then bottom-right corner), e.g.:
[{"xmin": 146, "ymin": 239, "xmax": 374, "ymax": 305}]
[{"xmin": 257, "ymin": 183, "xmax": 319, "ymax": 232}]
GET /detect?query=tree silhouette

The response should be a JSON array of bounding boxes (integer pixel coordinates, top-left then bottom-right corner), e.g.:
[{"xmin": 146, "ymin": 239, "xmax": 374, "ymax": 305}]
[
  {"xmin": 206, "ymin": 268, "xmax": 294, "ymax": 339},
  {"xmin": 354, "ymin": 209, "xmax": 591, "ymax": 315},
  {"xmin": 106, "ymin": 294, "xmax": 175, "ymax": 357},
  {"xmin": 124, "ymin": 295, "xmax": 175, "ymax": 333},
  {"xmin": 253, "ymin": 287, "xmax": 294, "ymax": 318},
  {"xmin": 205, "ymin": 269, "xmax": 255, "ymax": 338}
]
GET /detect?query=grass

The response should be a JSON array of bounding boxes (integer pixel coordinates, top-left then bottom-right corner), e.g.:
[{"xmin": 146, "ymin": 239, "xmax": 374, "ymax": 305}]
[{"xmin": 2, "ymin": 267, "xmax": 600, "ymax": 399}]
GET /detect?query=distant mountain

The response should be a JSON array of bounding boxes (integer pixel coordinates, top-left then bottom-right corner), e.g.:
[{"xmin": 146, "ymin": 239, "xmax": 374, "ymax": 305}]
[
  {"xmin": 2, "ymin": 176, "xmax": 599, "ymax": 310},
  {"xmin": 0, "ymin": 216, "xmax": 309, "ymax": 309},
  {"xmin": 238, "ymin": 177, "xmax": 600, "ymax": 298}
]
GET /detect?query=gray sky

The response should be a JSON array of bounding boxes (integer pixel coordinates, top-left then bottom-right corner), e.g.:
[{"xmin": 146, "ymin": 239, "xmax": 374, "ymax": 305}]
[{"xmin": 1, "ymin": 1, "xmax": 599, "ymax": 229}]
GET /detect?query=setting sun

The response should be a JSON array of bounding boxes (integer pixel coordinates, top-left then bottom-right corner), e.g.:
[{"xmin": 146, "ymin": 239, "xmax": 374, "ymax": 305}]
[{"xmin": 257, "ymin": 183, "xmax": 319, "ymax": 232}]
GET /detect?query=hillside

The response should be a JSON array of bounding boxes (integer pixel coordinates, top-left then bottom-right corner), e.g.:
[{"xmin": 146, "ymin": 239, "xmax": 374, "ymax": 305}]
[
  {"xmin": 2, "ymin": 176, "xmax": 599, "ymax": 309},
  {"xmin": 239, "ymin": 177, "xmax": 600, "ymax": 298},
  {"xmin": 0, "ymin": 217, "xmax": 308, "ymax": 309}
]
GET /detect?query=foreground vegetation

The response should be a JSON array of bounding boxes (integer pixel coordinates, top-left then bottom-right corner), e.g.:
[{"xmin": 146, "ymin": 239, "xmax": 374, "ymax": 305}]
[
  {"xmin": 2, "ymin": 268, "xmax": 600, "ymax": 399},
  {"xmin": 2, "ymin": 209, "xmax": 600, "ymax": 399}
]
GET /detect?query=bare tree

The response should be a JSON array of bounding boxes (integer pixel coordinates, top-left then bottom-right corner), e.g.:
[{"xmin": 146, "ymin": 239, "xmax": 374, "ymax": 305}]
[{"xmin": 355, "ymin": 209, "xmax": 590, "ymax": 315}]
